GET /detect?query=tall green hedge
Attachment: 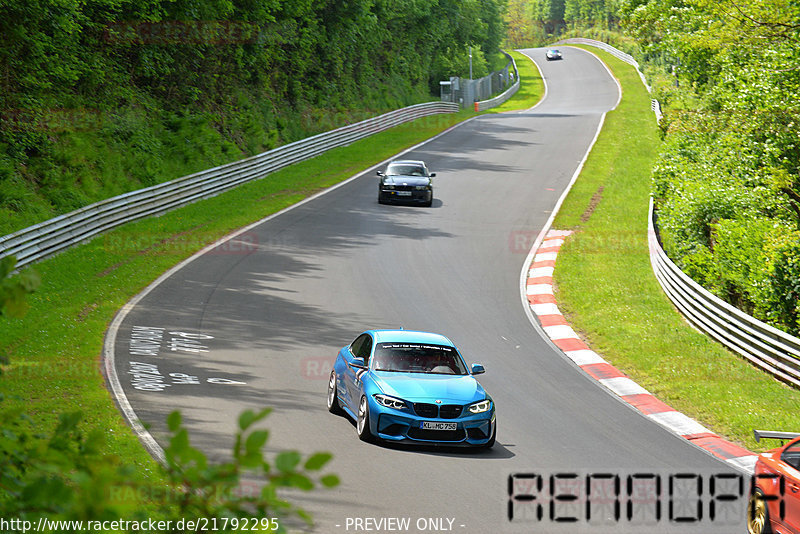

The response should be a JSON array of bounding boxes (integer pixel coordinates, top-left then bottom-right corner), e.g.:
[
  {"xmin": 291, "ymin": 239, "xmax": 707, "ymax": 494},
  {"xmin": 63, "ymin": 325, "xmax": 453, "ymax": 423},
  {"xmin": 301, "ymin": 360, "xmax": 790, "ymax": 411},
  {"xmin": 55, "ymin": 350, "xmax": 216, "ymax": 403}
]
[
  {"xmin": 506, "ymin": 0, "xmax": 800, "ymax": 336},
  {"xmin": 624, "ymin": 0, "xmax": 800, "ymax": 336}
]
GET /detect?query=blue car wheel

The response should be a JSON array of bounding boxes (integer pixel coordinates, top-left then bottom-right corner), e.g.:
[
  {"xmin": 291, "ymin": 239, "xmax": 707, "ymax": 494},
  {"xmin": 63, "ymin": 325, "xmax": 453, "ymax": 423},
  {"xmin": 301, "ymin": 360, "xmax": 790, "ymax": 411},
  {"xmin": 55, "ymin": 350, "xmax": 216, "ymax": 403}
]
[
  {"xmin": 327, "ymin": 371, "xmax": 342, "ymax": 414},
  {"xmin": 357, "ymin": 396, "xmax": 374, "ymax": 442}
]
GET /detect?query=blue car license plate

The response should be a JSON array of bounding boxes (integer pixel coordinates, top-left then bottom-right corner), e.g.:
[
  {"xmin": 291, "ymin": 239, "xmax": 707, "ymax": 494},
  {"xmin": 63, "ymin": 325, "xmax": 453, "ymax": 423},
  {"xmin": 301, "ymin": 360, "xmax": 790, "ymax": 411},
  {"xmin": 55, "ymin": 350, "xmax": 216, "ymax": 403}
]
[
  {"xmin": 396, "ymin": 191, "xmax": 412, "ymax": 196},
  {"xmin": 422, "ymin": 421, "xmax": 457, "ymax": 431}
]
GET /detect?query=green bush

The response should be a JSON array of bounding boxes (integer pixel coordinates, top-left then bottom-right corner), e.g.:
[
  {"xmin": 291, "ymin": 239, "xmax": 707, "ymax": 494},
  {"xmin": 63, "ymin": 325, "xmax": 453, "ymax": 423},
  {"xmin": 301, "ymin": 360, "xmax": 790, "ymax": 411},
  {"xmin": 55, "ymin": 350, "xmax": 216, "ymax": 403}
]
[
  {"xmin": 0, "ymin": 401, "xmax": 339, "ymax": 531},
  {"xmin": 0, "ymin": 256, "xmax": 40, "ymax": 320},
  {"xmin": 621, "ymin": 0, "xmax": 800, "ymax": 336},
  {"xmin": 656, "ymin": 179, "xmax": 761, "ymax": 262},
  {"xmin": 1, "ymin": 260, "xmax": 338, "ymax": 528},
  {"xmin": 708, "ymin": 218, "xmax": 774, "ymax": 313},
  {"xmin": 651, "ymin": 108, "xmax": 800, "ymax": 334},
  {"xmin": 760, "ymin": 231, "xmax": 800, "ymax": 335}
]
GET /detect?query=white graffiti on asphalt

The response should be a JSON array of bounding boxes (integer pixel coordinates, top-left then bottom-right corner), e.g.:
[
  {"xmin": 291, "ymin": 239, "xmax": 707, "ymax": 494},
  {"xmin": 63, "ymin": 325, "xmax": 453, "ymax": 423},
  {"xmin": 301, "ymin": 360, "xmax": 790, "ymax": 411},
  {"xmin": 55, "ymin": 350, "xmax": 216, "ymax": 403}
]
[{"xmin": 127, "ymin": 328, "xmax": 246, "ymax": 391}]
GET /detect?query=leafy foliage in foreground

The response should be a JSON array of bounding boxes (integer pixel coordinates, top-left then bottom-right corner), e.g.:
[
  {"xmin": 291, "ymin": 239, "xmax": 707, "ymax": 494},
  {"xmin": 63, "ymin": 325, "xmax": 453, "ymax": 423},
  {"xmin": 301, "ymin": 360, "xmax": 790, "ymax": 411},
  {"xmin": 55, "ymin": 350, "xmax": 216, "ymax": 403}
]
[
  {"xmin": 0, "ymin": 402, "xmax": 338, "ymax": 532},
  {"xmin": 621, "ymin": 0, "xmax": 800, "ymax": 335},
  {"xmin": 1, "ymin": 261, "xmax": 337, "ymax": 529}
]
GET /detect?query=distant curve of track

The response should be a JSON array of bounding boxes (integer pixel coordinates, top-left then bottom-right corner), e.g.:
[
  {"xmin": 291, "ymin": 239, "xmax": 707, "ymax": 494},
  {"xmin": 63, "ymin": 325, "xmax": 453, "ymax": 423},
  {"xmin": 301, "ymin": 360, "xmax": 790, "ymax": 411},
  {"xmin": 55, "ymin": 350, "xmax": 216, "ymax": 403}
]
[{"xmin": 109, "ymin": 48, "xmax": 744, "ymax": 533}]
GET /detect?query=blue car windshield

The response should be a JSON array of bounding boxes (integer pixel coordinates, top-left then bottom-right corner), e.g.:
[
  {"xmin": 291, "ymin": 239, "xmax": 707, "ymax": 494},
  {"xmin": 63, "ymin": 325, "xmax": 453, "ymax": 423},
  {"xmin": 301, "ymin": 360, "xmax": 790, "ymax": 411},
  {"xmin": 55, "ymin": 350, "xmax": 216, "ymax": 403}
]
[{"xmin": 373, "ymin": 342, "xmax": 468, "ymax": 375}]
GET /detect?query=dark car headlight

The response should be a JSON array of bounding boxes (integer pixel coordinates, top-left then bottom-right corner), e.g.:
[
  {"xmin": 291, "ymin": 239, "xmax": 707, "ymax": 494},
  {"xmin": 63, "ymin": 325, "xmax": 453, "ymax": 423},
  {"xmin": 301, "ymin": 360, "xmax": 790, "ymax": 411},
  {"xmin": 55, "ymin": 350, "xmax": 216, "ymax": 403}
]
[
  {"xmin": 414, "ymin": 185, "xmax": 431, "ymax": 190},
  {"xmin": 468, "ymin": 399, "xmax": 493, "ymax": 414},
  {"xmin": 383, "ymin": 184, "xmax": 395, "ymax": 190},
  {"xmin": 374, "ymin": 394, "xmax": 408, "ymax": 410}
]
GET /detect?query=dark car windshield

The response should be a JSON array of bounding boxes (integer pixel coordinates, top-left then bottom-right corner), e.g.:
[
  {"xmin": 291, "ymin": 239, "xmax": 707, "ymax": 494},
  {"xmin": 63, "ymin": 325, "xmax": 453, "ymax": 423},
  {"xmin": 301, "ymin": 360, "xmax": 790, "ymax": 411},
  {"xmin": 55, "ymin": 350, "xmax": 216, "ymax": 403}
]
[
  {"xmin": 373, "ymin": 342, "xmax": 468, "ymax": 375},
  {"xmin": 386, "ymin": 164, "xmax": 426, "ymax": 177}
]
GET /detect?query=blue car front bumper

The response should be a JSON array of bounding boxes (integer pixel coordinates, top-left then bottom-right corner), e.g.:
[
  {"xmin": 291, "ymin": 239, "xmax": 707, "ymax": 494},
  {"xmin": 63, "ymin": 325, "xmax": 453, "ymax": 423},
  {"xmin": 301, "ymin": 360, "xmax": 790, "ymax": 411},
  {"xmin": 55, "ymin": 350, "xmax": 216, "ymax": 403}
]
[{"xmin": 372, "ymin": 405, "xmax": 495, "ymax": 446}]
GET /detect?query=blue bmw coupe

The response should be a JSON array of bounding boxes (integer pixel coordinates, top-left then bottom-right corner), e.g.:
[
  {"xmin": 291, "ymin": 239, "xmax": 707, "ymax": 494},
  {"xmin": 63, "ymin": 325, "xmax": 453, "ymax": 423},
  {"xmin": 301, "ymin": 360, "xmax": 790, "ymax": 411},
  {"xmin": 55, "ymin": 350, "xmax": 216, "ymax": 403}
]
[{"xmin": 327, "ymin": 329, "xmax": 496, "ymax": 448}]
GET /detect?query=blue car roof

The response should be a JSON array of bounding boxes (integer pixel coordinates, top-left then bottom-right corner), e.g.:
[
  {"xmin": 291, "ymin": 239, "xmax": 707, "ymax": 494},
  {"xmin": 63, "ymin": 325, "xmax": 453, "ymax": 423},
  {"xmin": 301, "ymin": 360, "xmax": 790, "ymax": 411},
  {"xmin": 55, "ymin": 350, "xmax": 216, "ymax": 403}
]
[{"xmin": 369, "ymin": 329, "xmax": 455, "ymax": 347}]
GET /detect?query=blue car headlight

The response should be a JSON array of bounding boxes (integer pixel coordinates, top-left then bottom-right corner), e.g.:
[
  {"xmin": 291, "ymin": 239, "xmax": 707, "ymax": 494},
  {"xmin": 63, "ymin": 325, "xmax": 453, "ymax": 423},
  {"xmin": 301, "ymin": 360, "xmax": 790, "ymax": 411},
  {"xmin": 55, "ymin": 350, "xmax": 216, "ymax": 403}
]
[
  {"xmin": 468, "ymin": 399, "xmax": 493, "ymax": 414},
  {"xmin": 374, "ymin": 394, "xmax": 408, "ymax": 410}
]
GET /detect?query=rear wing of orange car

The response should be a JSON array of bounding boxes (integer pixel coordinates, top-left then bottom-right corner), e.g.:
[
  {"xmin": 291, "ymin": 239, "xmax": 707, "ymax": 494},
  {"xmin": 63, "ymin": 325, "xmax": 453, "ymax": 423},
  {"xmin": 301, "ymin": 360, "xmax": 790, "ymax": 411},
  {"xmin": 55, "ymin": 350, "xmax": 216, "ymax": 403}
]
[{"xmin": 754, "ymin": 430, "xmax": 800, "ymax": 443}]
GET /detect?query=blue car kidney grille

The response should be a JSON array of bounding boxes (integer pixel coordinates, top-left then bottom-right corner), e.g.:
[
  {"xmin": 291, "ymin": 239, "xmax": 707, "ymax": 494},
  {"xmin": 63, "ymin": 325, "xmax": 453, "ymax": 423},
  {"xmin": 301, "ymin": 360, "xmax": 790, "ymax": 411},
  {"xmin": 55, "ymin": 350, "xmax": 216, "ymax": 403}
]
[{"xmin": 413, "ymin": 403, "xmax": 463, "ymax": 419}]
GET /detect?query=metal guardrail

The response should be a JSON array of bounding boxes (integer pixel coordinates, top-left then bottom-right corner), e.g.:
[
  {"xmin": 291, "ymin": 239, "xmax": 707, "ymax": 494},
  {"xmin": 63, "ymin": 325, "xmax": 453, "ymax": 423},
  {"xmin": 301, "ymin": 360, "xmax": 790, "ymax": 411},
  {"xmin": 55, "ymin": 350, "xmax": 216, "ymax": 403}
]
[
  {"xmin": 648, "ymin": 198, "xmax": 800, "ymax": 388},
  {"xmin": 0, "ymin": 102, "xmax": 459, "ymax": 269},
  {"xmin": 651, "ymin": 99, "xmax": 663, "ymax": 123},
  {"xmin": 475, "ymin": 52, "xmax": 520, "ymax": 112}
]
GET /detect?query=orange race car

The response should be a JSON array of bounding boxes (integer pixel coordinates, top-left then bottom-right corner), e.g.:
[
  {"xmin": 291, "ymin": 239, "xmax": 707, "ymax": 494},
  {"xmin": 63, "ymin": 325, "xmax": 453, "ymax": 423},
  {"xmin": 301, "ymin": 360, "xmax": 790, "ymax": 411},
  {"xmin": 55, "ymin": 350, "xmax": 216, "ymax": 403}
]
[{"xmin": 749, "ymin": 430, "xmax": 800, "ymax": 534}]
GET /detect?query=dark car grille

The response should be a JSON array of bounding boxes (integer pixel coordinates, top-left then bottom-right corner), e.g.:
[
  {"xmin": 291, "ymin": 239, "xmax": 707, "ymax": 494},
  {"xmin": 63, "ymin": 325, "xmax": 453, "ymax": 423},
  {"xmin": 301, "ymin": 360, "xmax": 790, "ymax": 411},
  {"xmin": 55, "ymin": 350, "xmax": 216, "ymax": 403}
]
[
  {"xmin": 393, "ymin": 184, "xmax": 414, "ymax": 191},
  {"xmin": 414, "ymin": 403, "xmax": 438, "ymax": 418},
  {"xmin": 408, "ymin": 427, "xmax": 466, "ymax": 442},
  {"xmin": 439, "ymin": 405, "xmax": 463, "ymax": 419},
  {"xmin": 413, "ymin": 403, "xmax": 463, "ymax": 419}
]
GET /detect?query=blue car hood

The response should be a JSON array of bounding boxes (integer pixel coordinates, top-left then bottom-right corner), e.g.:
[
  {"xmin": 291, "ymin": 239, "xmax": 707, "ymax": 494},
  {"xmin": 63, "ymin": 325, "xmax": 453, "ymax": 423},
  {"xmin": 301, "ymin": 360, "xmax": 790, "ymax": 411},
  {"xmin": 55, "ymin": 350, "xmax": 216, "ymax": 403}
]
[{"xmin": 373, "ymin": 372, "xmax": 485, "ymax": 403}]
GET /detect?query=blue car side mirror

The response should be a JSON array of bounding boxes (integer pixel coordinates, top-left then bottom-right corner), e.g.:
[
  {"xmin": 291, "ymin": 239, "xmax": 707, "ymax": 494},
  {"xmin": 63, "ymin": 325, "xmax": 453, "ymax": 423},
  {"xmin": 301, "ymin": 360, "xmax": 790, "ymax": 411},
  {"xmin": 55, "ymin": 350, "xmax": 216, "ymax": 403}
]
[
  {"xmin": 351, "ymin": 357, "xmax": 366, "ymax": 369},
  {"xmin": 471, "ymin": 363, "xmax": 485, "ymax": 375}
]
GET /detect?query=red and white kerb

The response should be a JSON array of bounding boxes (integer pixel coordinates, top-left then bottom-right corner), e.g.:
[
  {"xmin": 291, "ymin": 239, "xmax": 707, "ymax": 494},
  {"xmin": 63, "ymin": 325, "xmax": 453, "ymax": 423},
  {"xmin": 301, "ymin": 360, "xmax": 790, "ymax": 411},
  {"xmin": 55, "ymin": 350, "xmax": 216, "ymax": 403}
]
[{"xmin": 526, "ymin": 229, "xmax": 758, "ymax": 474}]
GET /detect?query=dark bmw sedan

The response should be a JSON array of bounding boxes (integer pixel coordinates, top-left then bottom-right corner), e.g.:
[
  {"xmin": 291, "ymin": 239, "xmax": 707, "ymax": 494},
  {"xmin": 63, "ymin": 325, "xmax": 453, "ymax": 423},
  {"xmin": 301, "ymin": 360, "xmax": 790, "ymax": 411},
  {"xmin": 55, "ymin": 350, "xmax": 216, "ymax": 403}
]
[{"xmin": 377, "ymin": 160, "xmax": 435, "ymax": 207}]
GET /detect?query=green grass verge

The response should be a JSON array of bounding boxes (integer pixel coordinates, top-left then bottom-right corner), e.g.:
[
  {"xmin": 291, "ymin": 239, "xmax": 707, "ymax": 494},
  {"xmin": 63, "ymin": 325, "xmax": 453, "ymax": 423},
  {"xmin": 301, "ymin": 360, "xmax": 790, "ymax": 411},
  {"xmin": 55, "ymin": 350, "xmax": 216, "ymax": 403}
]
[
  {"xmin": 0, "ymin": 67, "xmax": 544, "ymax": 473},
  {"xmin": 551, "ymin": 46, "xmax": 800, "ymax": 452}
]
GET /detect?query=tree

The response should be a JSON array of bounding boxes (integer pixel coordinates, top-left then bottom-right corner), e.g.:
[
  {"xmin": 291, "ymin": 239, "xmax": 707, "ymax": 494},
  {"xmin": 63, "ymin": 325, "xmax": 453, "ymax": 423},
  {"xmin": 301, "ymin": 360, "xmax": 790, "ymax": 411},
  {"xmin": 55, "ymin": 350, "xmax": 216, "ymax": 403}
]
[{"xmin": 635, "ymin": 0, "xmax": 800, "ymax": 334}]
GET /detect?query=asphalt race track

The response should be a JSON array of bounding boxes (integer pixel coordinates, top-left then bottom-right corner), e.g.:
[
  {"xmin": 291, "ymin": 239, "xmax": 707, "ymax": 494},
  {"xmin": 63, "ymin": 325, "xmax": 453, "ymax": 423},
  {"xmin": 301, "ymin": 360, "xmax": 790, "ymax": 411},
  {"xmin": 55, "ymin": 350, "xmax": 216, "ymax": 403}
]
[{"xmin": 109, "ymin": 48, "xmax": 746, "ymax": 533}]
